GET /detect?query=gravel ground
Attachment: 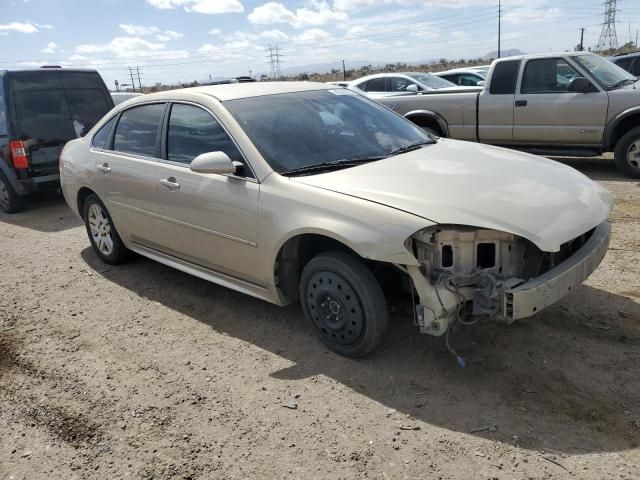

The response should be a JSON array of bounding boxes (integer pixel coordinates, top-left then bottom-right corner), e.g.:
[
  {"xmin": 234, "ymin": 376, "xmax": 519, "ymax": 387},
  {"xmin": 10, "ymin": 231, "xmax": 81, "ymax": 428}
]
[{"xmin": 0, "ymin": 157, "xmax": 639, "ymax": 480}]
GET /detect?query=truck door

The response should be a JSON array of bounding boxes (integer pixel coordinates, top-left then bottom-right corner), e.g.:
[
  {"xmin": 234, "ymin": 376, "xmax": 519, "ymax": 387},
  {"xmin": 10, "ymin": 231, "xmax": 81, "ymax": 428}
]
[
  {"xmin": 477, "ymin": 60, "xmax": 520, "ymax": 144},
  {"xmin": 512, "ymin": 57, "xmax": 608, "ymax": 145}
]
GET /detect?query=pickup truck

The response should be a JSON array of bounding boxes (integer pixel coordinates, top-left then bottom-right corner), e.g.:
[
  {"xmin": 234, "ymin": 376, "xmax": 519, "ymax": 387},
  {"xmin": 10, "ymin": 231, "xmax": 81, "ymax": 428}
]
[{"xmin": 377, "ymin": 52, "xmax": 640, "ymax": 178}]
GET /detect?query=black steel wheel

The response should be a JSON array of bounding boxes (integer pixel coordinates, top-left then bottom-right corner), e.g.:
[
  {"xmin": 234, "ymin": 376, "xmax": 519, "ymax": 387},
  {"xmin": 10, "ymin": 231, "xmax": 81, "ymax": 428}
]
[{"xmin": 300, "ymin": 251, "xmax": 388, "ymax": 357}]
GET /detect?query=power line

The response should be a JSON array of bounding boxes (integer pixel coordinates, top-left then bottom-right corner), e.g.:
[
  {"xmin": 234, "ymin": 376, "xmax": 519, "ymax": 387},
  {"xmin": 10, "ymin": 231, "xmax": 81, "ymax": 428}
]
[{"xmin": 596, "ymin": 0, "xmax": 619, "ymax": 51}]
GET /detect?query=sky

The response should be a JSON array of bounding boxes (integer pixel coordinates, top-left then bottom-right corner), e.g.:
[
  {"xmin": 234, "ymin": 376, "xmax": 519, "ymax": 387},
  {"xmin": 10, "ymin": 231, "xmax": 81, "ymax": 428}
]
[{"xmin": 1, "ymin": 0, "xmax": 640, "ymax": 89}]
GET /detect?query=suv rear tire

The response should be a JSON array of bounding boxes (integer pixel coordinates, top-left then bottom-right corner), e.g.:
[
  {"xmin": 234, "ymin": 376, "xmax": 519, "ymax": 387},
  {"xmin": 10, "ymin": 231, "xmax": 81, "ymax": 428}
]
[
  {"xmin": 299, "ymin": 251, "xmax": 389, "ymax": 358},
  {"xmin": 614, "ymin": 126, "xmax": 640, "ymax": 179},
  {"xmin": 0, "ymin": 171, "xmax": 26, "ymax": 214},
  {"xmin": 83, "ymin": 194, "xmax": 130, "ymax": 264}
]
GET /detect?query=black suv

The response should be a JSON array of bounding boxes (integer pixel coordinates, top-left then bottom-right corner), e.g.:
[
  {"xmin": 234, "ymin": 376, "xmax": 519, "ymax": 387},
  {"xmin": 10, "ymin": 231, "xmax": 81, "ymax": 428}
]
[
  {"xmin": 0, "ymin": 67, "xmax": 114, "ymax": 213},
  {"xmin": 610, "ymin": 52, "xmax": 640, "ymax": 77}
]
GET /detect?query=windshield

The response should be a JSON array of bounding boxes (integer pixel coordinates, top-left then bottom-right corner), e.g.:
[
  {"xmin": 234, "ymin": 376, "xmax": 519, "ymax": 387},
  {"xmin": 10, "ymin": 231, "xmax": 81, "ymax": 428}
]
[
  {"xmin": 407, "ymin": 73, "xmax": 457, "ymax": 89},
  {"xmin": 225, "ymin": 89, "xmax": 431, "ymax": 174},
  {"xmin": 571, "ymin": 54, "xmax": 636, "ymax": 90}
]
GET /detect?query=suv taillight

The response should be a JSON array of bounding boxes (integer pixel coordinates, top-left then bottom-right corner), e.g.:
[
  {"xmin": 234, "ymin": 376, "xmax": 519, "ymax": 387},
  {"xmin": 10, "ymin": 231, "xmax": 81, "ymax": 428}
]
[{"xmin": 9, "ymin": 141, "xmax": 28, "ymax": 169}]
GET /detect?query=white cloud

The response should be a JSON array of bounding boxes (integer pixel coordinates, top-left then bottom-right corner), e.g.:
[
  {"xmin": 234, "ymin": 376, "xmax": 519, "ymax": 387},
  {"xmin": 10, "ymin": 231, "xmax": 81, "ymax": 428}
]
[
  {"xmin": 156, "ymin": 30, "xmax": 183, "ymax": 41},
  {"xmin": 40, "ymin": 42, "xmax": 59, "ymax": 54},
  {"xmin": 74, "ymin": 36, "xmax": 188, "ymax": 62},
  {"xmin": 0, "ymin": 21, "xmax": 40, "ymax": 34},
  {"xmin": 258, "ymin": 29, "xmax": 289, "ymax": 41},
  {"xmin": 208, "ymin": 28, "xmax": 222, "ymax": 36},
  {"xmin": 503, "ymin": 7, "xmax": 561, "ymax": 25},
  {"xmin": 120, "ymin": 24, "xmax": 160, "ymax": 35},
  {"xmin": 146, "ymin": 0, "xmax": 244, "ymax": 14},
  {"xmin": 294, "ymin": 28, "xmax": 331, "ymax": 42},
  {"xmin": 248, "ymin": 1, "xmax": 348, "ymax": 28}
]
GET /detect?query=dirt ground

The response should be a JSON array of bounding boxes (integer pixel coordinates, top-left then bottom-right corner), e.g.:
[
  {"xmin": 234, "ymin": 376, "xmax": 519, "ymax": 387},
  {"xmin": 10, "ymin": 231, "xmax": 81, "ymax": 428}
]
[{"xmin": 1, "ymin": 157, "xmax": 639, "ymax": 480}]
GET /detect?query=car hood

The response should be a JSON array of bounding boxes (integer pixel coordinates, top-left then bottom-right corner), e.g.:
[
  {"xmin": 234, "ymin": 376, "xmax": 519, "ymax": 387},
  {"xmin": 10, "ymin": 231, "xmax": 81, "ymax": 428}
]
[{"xmin": 291, "ymin": 139, "xmax": 613, "ymax": 252}]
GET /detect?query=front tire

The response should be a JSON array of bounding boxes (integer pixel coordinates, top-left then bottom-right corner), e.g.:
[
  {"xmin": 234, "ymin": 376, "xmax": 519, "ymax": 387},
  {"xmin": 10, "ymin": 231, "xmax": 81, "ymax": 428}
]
[
  {"xmin": 299, "ymin": 251, "xmax": 389, "ymax": 358},
  {"xmin": 614, "ymin": 126, "xmax": 640, "ymax": 179},
  {"xmin": 83, "ymin": 194, "xmax": 129, "ymax": 264},
  {"xmin": 0, "ymin": 171, "xmax": 26, "ymax": 214}
]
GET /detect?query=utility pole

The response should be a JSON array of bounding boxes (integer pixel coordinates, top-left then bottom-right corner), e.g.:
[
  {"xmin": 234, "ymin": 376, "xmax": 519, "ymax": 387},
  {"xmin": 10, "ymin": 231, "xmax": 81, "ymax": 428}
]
[
  {"xmin": 596, "ymin": 0, "xmax": 619, "ymax": 52},
  {"xmin": 128, "ymin": 67, "xmax": 136, "ymax": 93},
  {"xmin": 136, "ymin": 66, "xmax": 143, "ymax": 91},
  {"xmin": 579, "ymin": 28, "xmax": 585, "ymax": 51},
  {"xmin": 497, "ymin": 0, "xmax": 502, "ymax": 58}
]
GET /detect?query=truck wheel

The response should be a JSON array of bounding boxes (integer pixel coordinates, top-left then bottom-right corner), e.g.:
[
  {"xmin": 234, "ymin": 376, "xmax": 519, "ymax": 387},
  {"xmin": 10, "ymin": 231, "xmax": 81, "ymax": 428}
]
[
  {"xmin": 83, "ymin": 194, "xmax": 130, "ymax": 264},
  {"xmin": 299, "ymin": 251, "xmax": 389, "ymax": 358},
  {"xmin": 0, "ymin": 171, "xmax": 26, "ymax": 214},
  {"xmin": 614, "ymin": 126, "xmax": 640, "ymax": 179}
]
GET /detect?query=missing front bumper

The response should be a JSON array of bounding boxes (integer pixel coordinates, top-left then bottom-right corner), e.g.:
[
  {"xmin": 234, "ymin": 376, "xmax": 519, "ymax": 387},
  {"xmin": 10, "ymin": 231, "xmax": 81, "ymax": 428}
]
[{"xmin": 504, "ymin": 220, "xmax": 611, "ymax": 323}]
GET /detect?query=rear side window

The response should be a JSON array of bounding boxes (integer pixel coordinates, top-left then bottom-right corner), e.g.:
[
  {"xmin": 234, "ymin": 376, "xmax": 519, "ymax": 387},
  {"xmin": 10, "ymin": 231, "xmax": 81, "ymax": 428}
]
[
  {"xmin": 92, "ymin": 117, "xmax": 116, "ymax": 149},
  {"xmin": 114, "ymin": 104, "xmax": 165, "ymax": 157},
  {"xmin": 364, "ymin": 78, "xmax": 387, "ymax": 92},
  {"xmin": 167, "ymin": 104, "xmax": 244, "ymax": 165},
  {"xmin": 490, "ymin": 60, "xmax": 520, "ymax": 95},
  {"xmin": 632, "ymin": 59, "xmax": 640, "ymax": 77}
]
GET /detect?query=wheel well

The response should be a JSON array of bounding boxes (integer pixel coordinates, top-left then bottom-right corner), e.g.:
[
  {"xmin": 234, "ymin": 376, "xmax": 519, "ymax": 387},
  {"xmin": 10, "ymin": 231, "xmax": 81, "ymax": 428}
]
[
  {"xmin": 405, "ymin": 114, "xmax": 445, "ymax": 136},
  {"xmin": 610, "ymin": 114, "xmax": 640, "ymax": 149},
  {"xmin": 76, "ymin": 187, "xmax": 96, "ymax": 219},
  {"xmin": 274, "ymin": 233, "xmax": 409, "ymax": 302}
]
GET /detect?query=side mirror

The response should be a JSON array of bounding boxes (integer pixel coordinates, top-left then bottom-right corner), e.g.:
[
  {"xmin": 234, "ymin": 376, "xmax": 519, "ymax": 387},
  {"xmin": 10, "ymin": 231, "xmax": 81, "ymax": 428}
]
[
  {"xmin": 568, "ymin": 77, "xmax": 591, "ymax": 93},
  {"xmin": 477, "ymin": 80, "xmax": 485, "ymax": 86},
  {"xmin": 189, "ymin": 151, "xmax": 236, "ymax": 174},
  {"xmin": 406, "ymin": 84, "xmax": 419, "ymax": 93}
]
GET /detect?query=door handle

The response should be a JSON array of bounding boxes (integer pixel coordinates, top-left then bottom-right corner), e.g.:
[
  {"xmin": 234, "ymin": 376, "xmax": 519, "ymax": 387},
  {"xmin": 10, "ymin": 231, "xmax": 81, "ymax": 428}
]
[
  {"xmin": 97, "ymin": 163, "xmax": 111, "ymax": 173},
  {"xmin": 515, "ymin": 100, "xmax": 528, "ymax": 107},
  {"xmin": 160, "ymin": 178, "xmax": 180, "ymax": 190}
]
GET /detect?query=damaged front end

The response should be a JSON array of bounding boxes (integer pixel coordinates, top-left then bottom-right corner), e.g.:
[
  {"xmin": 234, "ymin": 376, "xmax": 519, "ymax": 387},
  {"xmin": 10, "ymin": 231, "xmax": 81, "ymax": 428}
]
[{"xmin": 402, "ymin": 221, "xmax": 611, "ymax": 336}]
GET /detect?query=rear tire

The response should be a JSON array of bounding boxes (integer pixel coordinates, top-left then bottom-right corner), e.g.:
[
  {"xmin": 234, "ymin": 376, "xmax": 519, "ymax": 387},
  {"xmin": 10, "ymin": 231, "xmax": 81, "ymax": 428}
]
[
  {"xmin": 614, "ymin": 126, "xmax": 640, "ymax": 179},
  {"xmin": 83, "ymin": 194, "xmax": 129, "ymax": 264},
  {"xmin": 299, "ymin": 251, "xmax": 389, "ymax": 358},
  {"xmin": 0, "ymin": 171, "xmax": 26, "ymax": 214}
]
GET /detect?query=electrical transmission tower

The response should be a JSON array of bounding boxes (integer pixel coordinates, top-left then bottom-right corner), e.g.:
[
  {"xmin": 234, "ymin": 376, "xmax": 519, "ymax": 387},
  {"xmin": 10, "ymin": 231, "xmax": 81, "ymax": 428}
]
[
  {"xmin": 596, "ymin": 0, "xmax": 619, "ymax": 52},
  {"xmin": 266, "ymin": 45, "xmax": 283, "ymax": 79}
]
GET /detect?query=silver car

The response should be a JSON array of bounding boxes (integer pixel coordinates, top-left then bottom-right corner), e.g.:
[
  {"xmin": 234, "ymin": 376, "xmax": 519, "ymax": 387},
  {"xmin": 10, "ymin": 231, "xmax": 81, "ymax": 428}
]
[
  {"xmin": 60, "ymin": 82, "xmax": 612, "ymax": 357},
  {"xmin": 348, "ymin": 72, "xmax": 479, "ymax": 98}
]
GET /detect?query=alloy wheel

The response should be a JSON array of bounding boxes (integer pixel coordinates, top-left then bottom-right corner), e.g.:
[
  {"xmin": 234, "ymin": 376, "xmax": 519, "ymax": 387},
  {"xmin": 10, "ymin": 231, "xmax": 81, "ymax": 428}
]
[
  {"xmin": 87, "ymin": 203, "xmax": 114, "ymax": 256},
  {"xmin": 627, "ymin": 139, "xmax": 640, "ymax": 170}
]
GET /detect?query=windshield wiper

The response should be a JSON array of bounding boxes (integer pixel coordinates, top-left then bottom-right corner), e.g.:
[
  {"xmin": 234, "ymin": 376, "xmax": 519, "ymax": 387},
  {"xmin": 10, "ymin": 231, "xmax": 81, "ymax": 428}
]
[
  {"xmin": 607, "ymin": 78, "xmax": 635, "ymax": 90},
  {"xmin": 281, "ymin": 156, "xmax": 386, "ymax": 177},
  {"xmin": 387, "ymin": 141, "xmax": 433, "ymax": 157}
]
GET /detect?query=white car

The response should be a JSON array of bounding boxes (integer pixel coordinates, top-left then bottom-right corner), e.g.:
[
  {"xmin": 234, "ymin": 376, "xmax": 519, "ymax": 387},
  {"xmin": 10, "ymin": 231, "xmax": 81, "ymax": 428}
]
[
  {"xmin": 435, "ymin": 67, "xmax": 489, "ymax": 86},
  {"xmin": 60, "ymin": 82, "xmax": 613, "ymax": 357},
  {"xmin": 349, "ymin": 72, "xmax": 480, "ymax": 98}
]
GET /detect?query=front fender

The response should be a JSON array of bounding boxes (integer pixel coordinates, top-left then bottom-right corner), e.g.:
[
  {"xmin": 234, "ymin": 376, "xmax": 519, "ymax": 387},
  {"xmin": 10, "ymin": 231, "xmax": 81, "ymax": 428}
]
[{"xmin": 603, "ymin": 106, "xmax": 640, "ymax": 149}]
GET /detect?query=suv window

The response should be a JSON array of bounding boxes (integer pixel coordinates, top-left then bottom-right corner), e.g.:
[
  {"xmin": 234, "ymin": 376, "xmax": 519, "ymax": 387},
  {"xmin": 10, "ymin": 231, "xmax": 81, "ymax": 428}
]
[
  {"xmin": 0, "ymin": 79, "xmax": 6, "ymax": 136},
  {"xmin": 632, "ymin": 59, "xmax": 640, "ymax": 77},
  {"xmin": 167, "ymin": 103, "xmax": 245, "ymax": 168},
  {"xmin": 66, "ymin": 89, "xmax": 112, "ymax": 137},
  {"xmin": 114, "ymin": 103, "xmax": 165, "ymax": 157},
  {"xmin": 92, "ymin": 117, "xmax": 116, "ymax": 149},
  {"xmin": 614, "ymin": 57, "xmax": 632, "ymax": 72},
  {"xmin": 490, "ymin": 60, "xmax": 520, "ymax": 95},
  {"xmin": 364, "ymin": 78, "xmax": 387, "ymax": 92},
  {"xmin": 14, "ymin": 89, "xmax": 76, "ymax": 142},
  {"xmin": 521, "ymin": 58, "xmax": 581, "ymax": 94}
]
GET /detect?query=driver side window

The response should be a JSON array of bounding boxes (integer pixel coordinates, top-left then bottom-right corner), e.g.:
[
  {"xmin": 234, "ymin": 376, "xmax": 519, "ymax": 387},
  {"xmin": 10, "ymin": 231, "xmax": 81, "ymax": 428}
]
[
  {"xmin": 166, "ymin": 103, "xmax": 252, "ymax": 177},
  {"xmin": 521, "ymin": 58, "xmax": 581, "ymax": 94}
]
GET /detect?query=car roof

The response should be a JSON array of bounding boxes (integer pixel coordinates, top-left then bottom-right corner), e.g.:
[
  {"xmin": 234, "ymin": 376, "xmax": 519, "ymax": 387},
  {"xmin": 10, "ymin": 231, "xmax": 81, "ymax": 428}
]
[
  {"xmin": 131, "ymin": 81, "xmax": 334, "ymax": 102},
  {"xmin": 435, "ymin": 68, "xmax": 486, "ymax": 75},
  {"xmin": 351, "ymin": 72, "xmax": 432, "ymax": 83},
  {"xmin": 496, "ymin": 51, "xmax": 594, "ymax": 62}
]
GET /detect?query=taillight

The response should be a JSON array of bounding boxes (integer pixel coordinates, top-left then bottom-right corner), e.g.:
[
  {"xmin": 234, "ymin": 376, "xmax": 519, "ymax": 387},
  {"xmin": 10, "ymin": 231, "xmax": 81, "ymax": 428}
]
[{"xmin": 9, "ymin": 141, "xmax": 29, "ymax": 169}]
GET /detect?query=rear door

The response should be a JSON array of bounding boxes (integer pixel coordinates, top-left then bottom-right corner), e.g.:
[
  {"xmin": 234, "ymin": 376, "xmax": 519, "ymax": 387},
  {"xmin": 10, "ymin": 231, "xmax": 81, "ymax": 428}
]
[
  {"xmin": 92, "ymin": 102, "xmax": 165, "ymax": 245},
  {"xmin": 512, "ymin": 57, "xmax": 608, "ymax": 145},
  {"xmin": 9, "ymin": 71, "xmax": 113, "ymax": 177}
]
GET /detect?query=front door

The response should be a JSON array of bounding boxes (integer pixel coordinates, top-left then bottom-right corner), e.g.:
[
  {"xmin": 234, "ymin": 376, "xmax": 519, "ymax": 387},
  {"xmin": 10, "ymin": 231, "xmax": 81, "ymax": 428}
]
[
  {"xmin": 151, "ymin": 103, "xmax": 261, "ymax": 284},
  {"xmin": 512, "ymin": 57, "xmax": 608, "ymax": 145}
]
